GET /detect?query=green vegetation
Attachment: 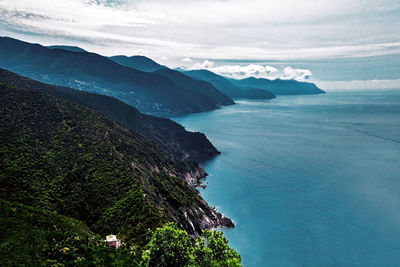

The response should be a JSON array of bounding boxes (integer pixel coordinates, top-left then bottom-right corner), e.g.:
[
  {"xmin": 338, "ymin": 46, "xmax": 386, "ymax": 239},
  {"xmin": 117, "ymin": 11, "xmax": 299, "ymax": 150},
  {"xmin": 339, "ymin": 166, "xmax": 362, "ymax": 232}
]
[
  {"xmin": 143, "ymin": 223, "xmax": 241, "ymax": 267},
  {"xmin": 0, "ymin": 199, "xmax": 140, "ymax": 266},
  {"xmin": 0, "ymin": 68, "xmax": 220, "ymax": 162},
  {"xmin": 0, "ymin": 71, "xmax": 241, "ymax": 265},
  {"xmin": 0, "ymin": 200, "xmax": 240, "ymax": 266},
  {"xmin": 0, "ymin": 80, "xmax": 199, "ymax": 245}
]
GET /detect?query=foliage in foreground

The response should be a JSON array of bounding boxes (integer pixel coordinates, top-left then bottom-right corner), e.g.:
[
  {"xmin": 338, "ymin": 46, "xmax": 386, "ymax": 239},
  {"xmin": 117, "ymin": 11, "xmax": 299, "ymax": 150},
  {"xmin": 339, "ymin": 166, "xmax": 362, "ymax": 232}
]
[
  {"xmin": 143, "ymin": 223, "xmax": 241, "ymax": 267},
  {"xmin": 0, "ymin": 199, "xmax": 241, "ymax": 266},
  {"xmin": 0, "ymin": 199, "xmax": 140, "ymax": 266}
]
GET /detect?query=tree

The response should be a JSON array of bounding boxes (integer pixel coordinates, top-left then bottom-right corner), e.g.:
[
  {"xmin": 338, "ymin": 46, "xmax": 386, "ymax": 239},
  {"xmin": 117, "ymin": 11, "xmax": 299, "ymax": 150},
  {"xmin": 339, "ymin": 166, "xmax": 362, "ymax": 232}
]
[
  {"xmin": 142, "ymin": 223, "xmax": 193, "ymax": 267},
  {"xmin": 193, "ymin": 231, "xmax": 241, "ymax": 267},
  {"xmin": 141, "ymin": 223, "xmax": 241, "ymax": 267}
]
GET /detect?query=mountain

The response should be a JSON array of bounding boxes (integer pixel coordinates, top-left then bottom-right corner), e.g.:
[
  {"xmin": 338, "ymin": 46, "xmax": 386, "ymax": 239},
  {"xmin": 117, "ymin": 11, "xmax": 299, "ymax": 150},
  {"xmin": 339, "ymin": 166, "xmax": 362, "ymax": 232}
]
[
  {"xmin": 110, "ymin": 56, "xmax": 234, "ymax": 106},
  {"xmin": 109, "ymin": 55, "xmax": 166, "ymax": 72},
  {"xmin": 184, "ymin": 69, "xmax": 276, "ymax": 99},
  {"xmin": 154, "ymin": 68, "xmax": 234, "ymax": 106},
  {"xmin": 232, "ymin": 77, "xmax": 326, "ymax": 95},
  {"xmin": 0, "ymin": 74, "xmax": 234, "ymax": 249},
  {"xmin": 48, "ymin": 45, "xmax": 87, "ymax": 52},
  {"xmin": 0, "ymin": 37, "xmax": 230, "ymax": 116},
  {"xmin": 0, "ymin": 68, "xmax": 219, "ymax": 164}
]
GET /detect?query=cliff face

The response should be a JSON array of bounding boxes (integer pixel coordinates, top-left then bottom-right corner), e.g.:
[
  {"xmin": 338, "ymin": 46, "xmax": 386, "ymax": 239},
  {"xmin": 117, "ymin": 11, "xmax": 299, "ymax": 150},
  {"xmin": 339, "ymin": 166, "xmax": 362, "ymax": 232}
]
[{"xmin": 0, "ymin": 71, "xmax": 233, "ymax": 245}]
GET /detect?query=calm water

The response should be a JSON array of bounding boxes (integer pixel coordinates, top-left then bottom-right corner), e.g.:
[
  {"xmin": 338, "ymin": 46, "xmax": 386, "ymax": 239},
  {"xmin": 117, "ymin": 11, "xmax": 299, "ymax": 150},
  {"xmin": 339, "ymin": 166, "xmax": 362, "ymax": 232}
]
[{"xmin": 173, "ymin": 91, "xmax": 400, "ymax": 267}]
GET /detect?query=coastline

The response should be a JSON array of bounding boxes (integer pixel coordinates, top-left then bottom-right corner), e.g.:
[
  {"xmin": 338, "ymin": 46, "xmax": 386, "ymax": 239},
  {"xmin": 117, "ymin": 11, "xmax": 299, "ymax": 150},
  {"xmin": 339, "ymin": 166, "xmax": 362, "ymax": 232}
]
[{"xmin": 184, "ymin": 163, "xmax": 235, "ymax": 234}]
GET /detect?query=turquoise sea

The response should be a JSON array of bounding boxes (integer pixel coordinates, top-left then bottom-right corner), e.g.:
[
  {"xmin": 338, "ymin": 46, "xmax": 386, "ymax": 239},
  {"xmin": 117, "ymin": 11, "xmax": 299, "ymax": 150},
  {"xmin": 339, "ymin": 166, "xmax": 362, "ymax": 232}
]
[{"xmin": 173, "ymin": 90, "xmax": 400, "ymax": 267}]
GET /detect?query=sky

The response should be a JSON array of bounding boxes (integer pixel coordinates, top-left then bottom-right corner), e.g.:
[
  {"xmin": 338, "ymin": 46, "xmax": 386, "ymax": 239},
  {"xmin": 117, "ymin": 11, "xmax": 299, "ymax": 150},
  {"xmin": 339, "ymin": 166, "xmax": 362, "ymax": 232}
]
[{"xmin": 0, "ymin": 0, "xmax": 399, "ymax": 90}]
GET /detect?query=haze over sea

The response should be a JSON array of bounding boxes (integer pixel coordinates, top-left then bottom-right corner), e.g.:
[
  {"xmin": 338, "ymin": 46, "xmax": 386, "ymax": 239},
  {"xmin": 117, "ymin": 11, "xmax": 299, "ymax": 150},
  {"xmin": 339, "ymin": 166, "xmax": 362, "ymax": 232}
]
[{"xmin": 174, "ymin": 90, "xmax": 400, "ymax": 267}]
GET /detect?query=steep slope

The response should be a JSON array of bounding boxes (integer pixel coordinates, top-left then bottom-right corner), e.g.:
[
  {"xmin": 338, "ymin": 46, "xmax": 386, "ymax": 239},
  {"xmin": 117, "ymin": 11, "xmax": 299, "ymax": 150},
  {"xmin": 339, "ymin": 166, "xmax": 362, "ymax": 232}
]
[
  {"xmin": 154, "ymin": 68, "xmax": 234, "ymax": 106},
  {"xmin": 184, "ymin": 69, "xmax": 276, "ymax": 99},
  {"xmin": 0, "ymin": 199, "xmax": 240, "ymax": 266},
  {"xmin": 0, "ymin": 199, "xmax": 103, "ymax": 266},
  {"xmin": 109, "ymin": 55, "xmax": 166, "ymax": 72},
  {"xmin": 0, "ymin": 68, "xmax": 219, "ymax": 165},
  {"xmin": 232, "ymin": 77, "xmax": 326, "ymax": 95},
  {"xmin": 0, "ymin": 79, "xmax": 233, "ymax": 247},
  {"xmin": 48, "ymin": 45, "xmax": 87, "ymax": 52},
  {"xmin": 0, "ymin": 37, "xmax": 225, "ymax": 116}
]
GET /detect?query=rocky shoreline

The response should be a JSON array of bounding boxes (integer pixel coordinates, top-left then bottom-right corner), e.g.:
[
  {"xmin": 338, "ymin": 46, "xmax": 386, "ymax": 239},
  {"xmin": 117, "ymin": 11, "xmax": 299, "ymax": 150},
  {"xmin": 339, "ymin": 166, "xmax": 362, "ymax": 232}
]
[{"xmin": 182, "ymin": 164, "xmax": 235, "ymax": 236}]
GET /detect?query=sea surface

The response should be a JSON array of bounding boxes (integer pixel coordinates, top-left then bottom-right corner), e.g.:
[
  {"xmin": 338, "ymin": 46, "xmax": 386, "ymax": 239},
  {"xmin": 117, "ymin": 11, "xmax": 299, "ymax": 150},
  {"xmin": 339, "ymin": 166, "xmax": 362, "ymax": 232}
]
[{"xmin": 173, "ymin": 90, "xmax": 400, "ymax": 267}]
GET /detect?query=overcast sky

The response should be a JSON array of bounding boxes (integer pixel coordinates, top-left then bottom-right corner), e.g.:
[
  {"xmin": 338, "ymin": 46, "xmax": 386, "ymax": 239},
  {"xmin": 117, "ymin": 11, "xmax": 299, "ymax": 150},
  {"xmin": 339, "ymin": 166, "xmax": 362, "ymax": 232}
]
[{"xmin": 0, "ymin": 0, "xmax": 399, "ymax": 89}]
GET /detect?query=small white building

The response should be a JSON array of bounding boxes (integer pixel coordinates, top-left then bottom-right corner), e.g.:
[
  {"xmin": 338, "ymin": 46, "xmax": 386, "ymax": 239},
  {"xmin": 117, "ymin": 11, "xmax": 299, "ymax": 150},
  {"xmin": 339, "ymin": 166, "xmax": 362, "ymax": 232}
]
[{"xmin": 105, "ymin": 234, "xmax": 122, "ymax": 248}]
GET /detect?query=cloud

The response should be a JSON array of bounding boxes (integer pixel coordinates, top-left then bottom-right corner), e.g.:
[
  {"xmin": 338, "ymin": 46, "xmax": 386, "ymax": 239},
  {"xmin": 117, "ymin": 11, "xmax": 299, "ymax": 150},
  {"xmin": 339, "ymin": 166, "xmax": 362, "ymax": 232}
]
[
  {"xmin": 0, "ymin": 0, "xmax": 182, "ymax": 56},
  {"xmin": 185, "ymin": 61, "xmax": 312, "ymax": 81},
  {"xmin": 0, "ymin": 0, "xmax": 399, "ymax": 62},
  {"xmin": 182, "ymin": 57, "xmax": 193, "ymax": 62},
  {"xmin": 282, "ymin": 67, "xmax": 312, "ymax": 81},
  {"xmin": 0, "ymin": 0, "xmax": 159, "ymax": 28},
  {"xmin": 189, "ymin": 60, "xmax": 215, "ymax": 69},
  {"xmin": 205, "ymin": 64, "xmax": 278, "ymax": 78}
]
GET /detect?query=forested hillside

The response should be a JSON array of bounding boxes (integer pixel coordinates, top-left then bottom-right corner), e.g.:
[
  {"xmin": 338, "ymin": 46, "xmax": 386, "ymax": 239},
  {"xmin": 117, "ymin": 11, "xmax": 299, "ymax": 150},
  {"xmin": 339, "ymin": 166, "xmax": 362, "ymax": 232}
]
[{"xmin": 0, "ymin": 78, "xmax": 233, "ymax": 247}]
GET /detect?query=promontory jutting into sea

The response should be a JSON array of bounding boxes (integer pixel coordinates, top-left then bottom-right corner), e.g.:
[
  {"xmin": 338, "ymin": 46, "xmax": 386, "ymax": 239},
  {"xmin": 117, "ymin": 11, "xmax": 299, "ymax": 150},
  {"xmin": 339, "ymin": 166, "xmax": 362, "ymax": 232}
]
[{"xmin": 0, "ymin": 1, "xmax": 399, "ymax": 266}]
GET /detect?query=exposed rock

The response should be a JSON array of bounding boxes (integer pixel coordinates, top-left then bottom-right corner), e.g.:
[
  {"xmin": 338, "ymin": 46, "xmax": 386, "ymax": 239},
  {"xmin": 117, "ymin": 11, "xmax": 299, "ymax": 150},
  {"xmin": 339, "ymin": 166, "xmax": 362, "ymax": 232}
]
[{"xmin": 184, "ymin": 166, "xmax": 207, "ymax": 187}]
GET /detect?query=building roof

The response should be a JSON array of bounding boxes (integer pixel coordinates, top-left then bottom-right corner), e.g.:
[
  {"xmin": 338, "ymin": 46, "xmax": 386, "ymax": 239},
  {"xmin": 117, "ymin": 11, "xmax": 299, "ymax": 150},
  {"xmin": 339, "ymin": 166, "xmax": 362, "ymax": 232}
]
[{"xmin": 106, "ymin": 235, "xmax": 118, "ymax": 242}]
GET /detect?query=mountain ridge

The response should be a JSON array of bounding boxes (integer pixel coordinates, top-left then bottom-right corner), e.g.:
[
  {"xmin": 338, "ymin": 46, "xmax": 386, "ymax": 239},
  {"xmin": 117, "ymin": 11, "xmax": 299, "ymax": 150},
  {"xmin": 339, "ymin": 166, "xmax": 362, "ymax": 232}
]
[
  {"xmin": 0, "ymin": 68, "xmax": 219, "ymax": 165},
  {"xmin": 0, "ymin": 37, "xmax": 233, "ymax": 116},
  {"xmin": 154, "ymin": 68, "xmax": 235, "ymax": 106},
  {"xmin": 231, "ymin": 76, "xmax": 325, "ymax": 95},
  {"xmin": 109, "ymin": 55, "xmax": 166, "ymax": 72},
  {"xmin": 48, "ymin": 45, "xmax": 87, "ymax": 52},
  {"xmin": 184, "ymin": 69, "xmax": 276, "ymax": 99}
]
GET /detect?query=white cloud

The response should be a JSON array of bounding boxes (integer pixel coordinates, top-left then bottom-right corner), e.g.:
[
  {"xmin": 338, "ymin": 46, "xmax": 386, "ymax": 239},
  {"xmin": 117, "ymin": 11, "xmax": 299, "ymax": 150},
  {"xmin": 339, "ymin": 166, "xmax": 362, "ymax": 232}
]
[
  {"xmin": 282, "ymin": 67, "xmax": 312, "ymax": 81},
  {"xmin": 0, "ymin": 0, "xmax": 183, "ymax": 56},
  {"xmin": 182, "ymin": 57, "xmax": 193, "ymax": 62},
  {"xmin": 188, "ymin": 60, "xmax": 215, "ymax": 70},
  {"xmin": 209, "ymin": 64, "xmax": 281, "ymax": 79},
  {"xmin": 185, "ymin": 61, "xmax": 312, "ymax": 81},
  {"xmin": 160, "ymin": 56, "xmax": 168, "ymax": 61},
  {"xmin": 265, "ymin": 66, "xmax": 279, "ymax": 73},
  {"xmin": 0, "ymin": 0, "xmax": 399, "ymax": 62},
  {"xmin": 0, "ymin": 0, "xmax": 160, "ymax": 28}
]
